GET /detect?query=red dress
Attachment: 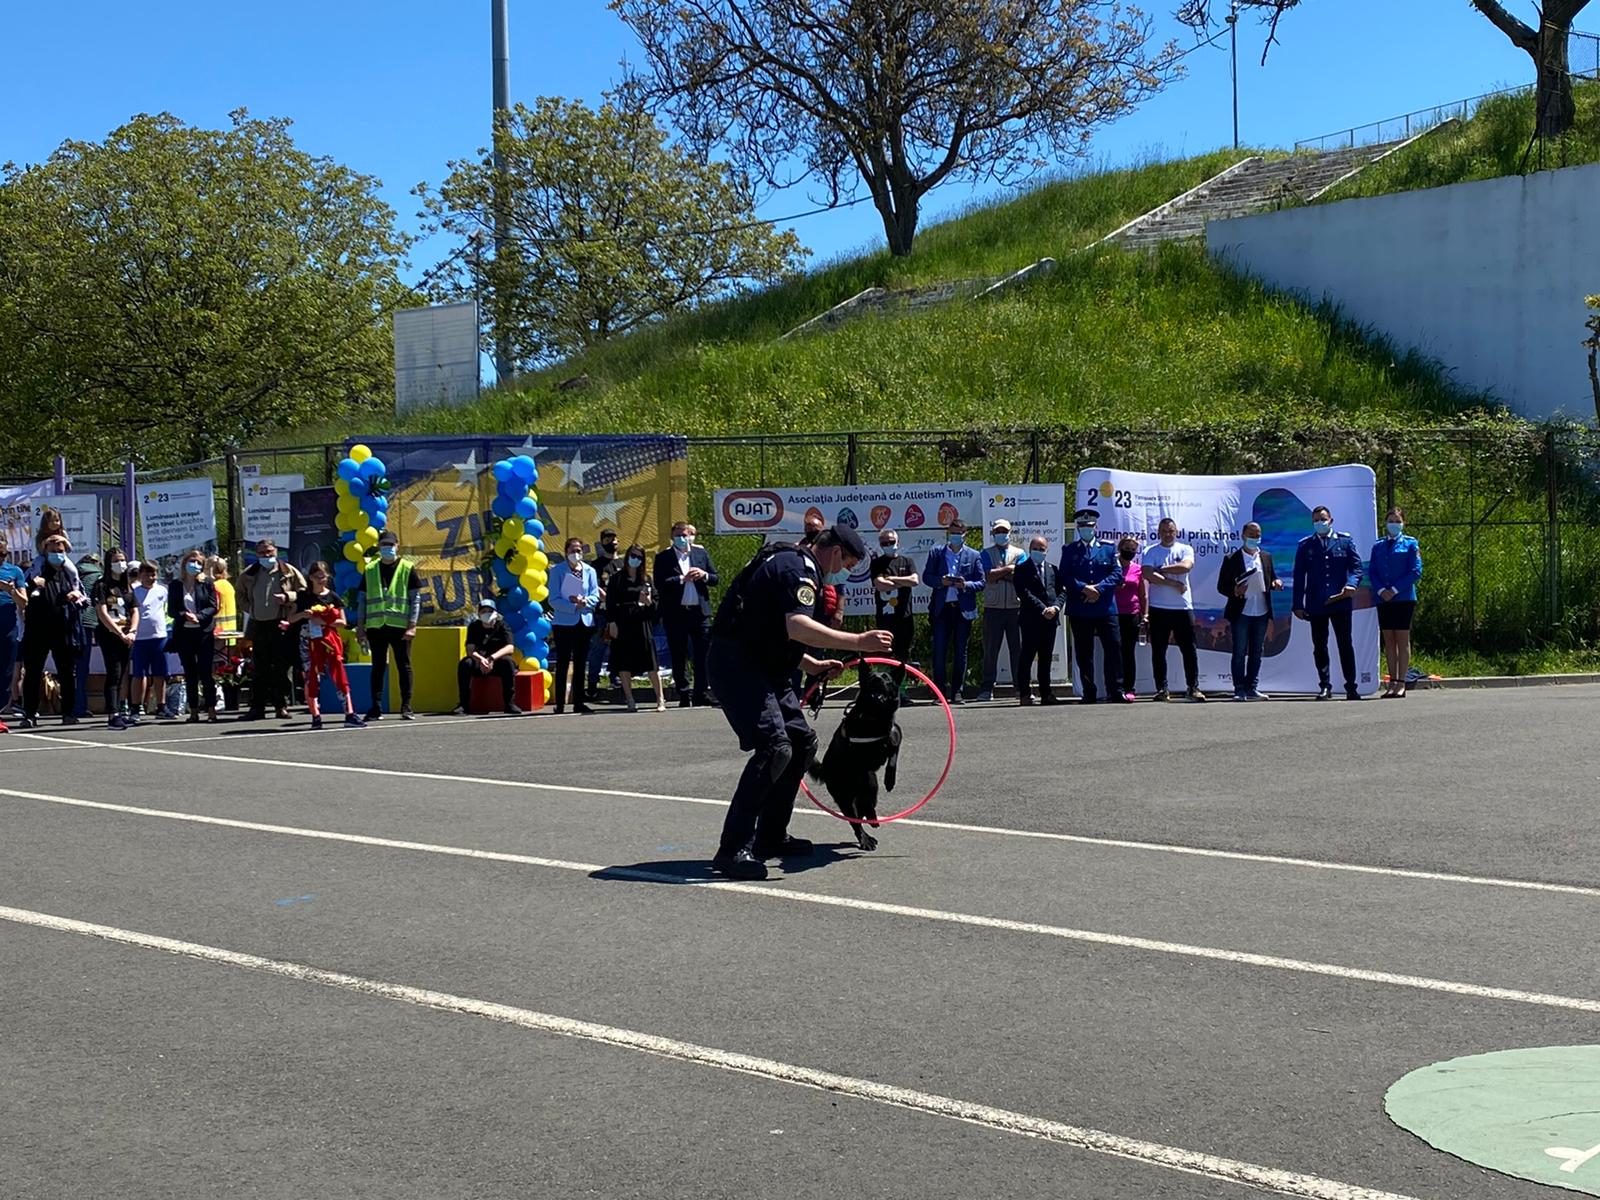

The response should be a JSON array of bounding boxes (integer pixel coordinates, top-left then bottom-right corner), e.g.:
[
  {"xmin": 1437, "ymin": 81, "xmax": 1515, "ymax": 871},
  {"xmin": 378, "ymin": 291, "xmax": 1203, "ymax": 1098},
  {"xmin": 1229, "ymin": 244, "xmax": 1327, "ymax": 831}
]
[{"xmin": 303, "ymin": 602, "xmax": 350, "ymax": 704}]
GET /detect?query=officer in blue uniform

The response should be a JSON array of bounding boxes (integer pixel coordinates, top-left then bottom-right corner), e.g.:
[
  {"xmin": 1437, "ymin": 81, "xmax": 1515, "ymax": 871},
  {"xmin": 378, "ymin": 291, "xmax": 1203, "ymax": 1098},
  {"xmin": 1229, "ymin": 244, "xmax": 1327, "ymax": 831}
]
[
  {"xmin": 1059, "ymin": 507, "xmax": 1127, "ymax": 703},
  {"xmin": 707, "ymin": 524, "xmax": 893, "ymax": 880},
  {"xmin": 1292, "ymin": 504, "xmax": 1366, "ymax": 700}
]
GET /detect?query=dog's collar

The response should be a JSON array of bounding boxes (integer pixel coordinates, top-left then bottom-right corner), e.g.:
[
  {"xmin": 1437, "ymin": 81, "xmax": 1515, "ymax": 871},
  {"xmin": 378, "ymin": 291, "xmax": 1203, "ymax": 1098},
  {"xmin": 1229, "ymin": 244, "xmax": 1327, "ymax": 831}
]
[{"xmin": 842, "ymin": 733, "xmax": 890, "ymax": 744}]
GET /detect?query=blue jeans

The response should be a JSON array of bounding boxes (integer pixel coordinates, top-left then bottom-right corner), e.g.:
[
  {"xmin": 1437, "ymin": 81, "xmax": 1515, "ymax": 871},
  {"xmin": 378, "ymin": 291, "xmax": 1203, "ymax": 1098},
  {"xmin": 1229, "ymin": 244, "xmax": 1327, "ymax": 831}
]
[
  {"xmin": 1229, "ymin": 613, "xmax": 1270, "ymax": 695},
  {"xmin": 929, "ymin": 605, "xmax": 973, "ymax": 699},
  {"xmin": 0, "ymin": 605, "xmax": 17, "ymax": 708},
  {"xmin": 74, "ymin": 632, "xmax": 94, "ymax": 715}
]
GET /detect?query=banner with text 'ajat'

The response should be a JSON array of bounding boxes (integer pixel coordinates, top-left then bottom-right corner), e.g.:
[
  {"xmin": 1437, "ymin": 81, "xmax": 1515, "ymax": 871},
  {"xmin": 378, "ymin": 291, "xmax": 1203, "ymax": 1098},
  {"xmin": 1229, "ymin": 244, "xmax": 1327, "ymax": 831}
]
[
  {"xmin": 1072, "ymin": 465, "xmax": 1380, "ymax": 696},
  {"xmin": 714, "ymin": 482, "xmax": 984, "ymax": 616}
]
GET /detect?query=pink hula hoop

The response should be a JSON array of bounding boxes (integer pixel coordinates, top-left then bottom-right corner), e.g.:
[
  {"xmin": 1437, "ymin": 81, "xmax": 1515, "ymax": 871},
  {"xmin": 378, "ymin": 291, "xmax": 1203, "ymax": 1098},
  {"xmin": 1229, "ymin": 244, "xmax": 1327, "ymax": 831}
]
[{"xmin": 798, "ymin": 656, "xmax": 955, "ymax": 825}]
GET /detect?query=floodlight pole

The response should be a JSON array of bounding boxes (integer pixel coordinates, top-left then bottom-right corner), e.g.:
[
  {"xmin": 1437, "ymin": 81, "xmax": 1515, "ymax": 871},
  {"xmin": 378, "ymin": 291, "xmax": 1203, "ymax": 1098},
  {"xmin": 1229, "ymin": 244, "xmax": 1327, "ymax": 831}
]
[
  {"xmin": 1228, "ymin": 0, "xmax": 1240, "ymax": 150},
  {"xmin": 492, "ymin": 0, "xmax": 513, "ymax": 387}
]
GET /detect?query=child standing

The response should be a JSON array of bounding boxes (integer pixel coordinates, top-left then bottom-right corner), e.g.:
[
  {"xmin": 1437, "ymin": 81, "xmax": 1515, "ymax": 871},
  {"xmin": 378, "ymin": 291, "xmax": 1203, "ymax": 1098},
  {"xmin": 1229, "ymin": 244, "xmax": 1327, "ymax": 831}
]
[
  {"xmin": 287, "ymin": 561, "xmax": 364, "ymax": 730},
  {"xmin": 94, "ymin": 549, "xmax": 140, "ymax": 729},
  {"xmin": 130, "ymin": 561, "xmax": 170, "ymax": 723}
]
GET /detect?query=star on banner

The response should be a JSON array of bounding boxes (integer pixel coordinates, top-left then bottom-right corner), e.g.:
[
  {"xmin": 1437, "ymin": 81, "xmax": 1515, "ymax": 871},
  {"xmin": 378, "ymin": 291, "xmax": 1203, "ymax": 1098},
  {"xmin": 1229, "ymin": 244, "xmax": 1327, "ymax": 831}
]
[
  {"xmin": 551, "ymin": 449, "xmax": 592, "ymax": 491},
  {"xmin": 504, "ymin": 436, "xmax": 547, "ymax": 460},
  {"xmin": 411, "ymin": 490, "xmax": 453, "ymax": 529},
  {"xmin": 589, "ymin": 488, "xmax": 626, "ymax": 526},
  {"xmin": 449, "ymin": 450, "xmax": 482, "ymax": 488}
]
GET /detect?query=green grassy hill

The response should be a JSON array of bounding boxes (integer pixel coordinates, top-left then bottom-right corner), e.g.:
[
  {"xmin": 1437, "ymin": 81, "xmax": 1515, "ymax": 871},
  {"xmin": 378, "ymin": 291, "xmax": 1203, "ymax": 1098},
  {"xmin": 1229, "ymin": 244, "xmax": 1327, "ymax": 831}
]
[{"xmin": 267, "ymin": 78, "xmax": 1600, "ymax": 451}]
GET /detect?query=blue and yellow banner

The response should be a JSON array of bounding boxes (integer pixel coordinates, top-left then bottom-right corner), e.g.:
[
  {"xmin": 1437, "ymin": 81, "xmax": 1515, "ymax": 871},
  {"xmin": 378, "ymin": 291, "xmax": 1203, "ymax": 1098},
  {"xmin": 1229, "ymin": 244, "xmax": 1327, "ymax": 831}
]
[{"xmin": 349, "ymin": 435, "xmax": 688, "ymax": 625}]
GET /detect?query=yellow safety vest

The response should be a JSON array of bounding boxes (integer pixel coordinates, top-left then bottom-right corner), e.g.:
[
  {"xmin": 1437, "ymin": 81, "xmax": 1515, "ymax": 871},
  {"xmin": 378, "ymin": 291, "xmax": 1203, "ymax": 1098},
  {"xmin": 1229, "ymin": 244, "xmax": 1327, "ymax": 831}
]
[{"xmin": 364, "ymin": 559, "xmax": 413, "ymax": 628}]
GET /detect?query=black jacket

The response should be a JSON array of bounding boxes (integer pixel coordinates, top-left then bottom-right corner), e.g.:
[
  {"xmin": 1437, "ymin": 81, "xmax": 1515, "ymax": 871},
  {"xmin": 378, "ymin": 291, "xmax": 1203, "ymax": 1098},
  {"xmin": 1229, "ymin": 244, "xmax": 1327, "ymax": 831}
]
[
  {"xmin": 167, "ymin": 578, "xmax": 220, "ymax": 635},
  {"xmin": 1014, "ymin": 557, "xmax": 1066, "ymax": 625},
  {"xmin": 653, "ymin": 546, "xmax": 719, "ymax": 617},
  {"xmin": 1215, "ymin": 549, "xmax": 1278, "ymax": 622}
]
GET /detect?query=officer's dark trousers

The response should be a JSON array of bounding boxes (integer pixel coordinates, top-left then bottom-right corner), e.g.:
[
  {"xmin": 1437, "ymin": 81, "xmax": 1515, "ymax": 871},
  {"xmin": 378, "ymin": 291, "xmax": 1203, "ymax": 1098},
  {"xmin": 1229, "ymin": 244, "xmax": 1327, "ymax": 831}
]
[
  {"xmin": 1019, "ymin": 618, "xmax": 1059, "ymax": 698},
  {"xmin": 1310, "ymin": 609, "xmax": 1357, "ymax": 692},
  {"xmin": 1068, "ymin": 615, "xmax": 1122, "ymax": 701},
  {"xmin": 1147, "ymin": 608, "xmax": 1199, "ymax": 692},
  {"xmin": 665, "ymin": 607, "xmax": 710, "ymax": 701},
  {"xmin": 709, "ymin": 639, "xmax": 815, "ymax": 857},
  {"xmin": 366, "ymin": 625, "xmax": 413, "ymax": 712},
  {"xmin": 929, "ymin": 601, "xmax": 972, "ymax": 699}
]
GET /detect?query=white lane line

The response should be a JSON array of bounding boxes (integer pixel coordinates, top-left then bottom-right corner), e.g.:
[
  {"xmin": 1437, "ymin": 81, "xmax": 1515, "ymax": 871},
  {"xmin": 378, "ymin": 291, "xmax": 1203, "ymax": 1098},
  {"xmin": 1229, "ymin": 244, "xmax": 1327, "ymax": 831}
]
[
  {"xmin": 7, "ymin": 714, "xmax": 495, "ymax": 750},
  {"xmin": 8, "ymin": 786, "xmax": 1600, "ymax": 1016},
  {"xmin": 0, "ymin": 903, "xmax": 1420, "ymax": 1200},
  {"xmin": 18, "ymin": 734, "xmax": 1600, "ymax": 903}
]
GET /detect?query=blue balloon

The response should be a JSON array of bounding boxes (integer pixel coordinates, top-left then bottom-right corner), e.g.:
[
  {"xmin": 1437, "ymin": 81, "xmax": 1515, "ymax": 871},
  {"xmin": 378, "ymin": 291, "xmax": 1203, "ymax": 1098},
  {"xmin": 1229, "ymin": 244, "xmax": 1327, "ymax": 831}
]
[
  {"xmin": 532, "ymin": 617, "xmax": 552, "ymax": 640},
  {"xmin": 358, "ymin": 458, "xmax": 384, "ymax": 481},
  {"xmin": 514, "ymin": 631, "xmax": 539, "ymax": 655},
  {"xmin": 348, "ymin": 475, "xmax": 369, "ymax": 497},
  {"xmin": 371, "ymin": 495, "xmax": 389, "ymax": 512},
  {"xmin": 491, "ymin": 558, "xmax": 515, "ymax": 590},
  {"xmin": 492, "ymin": 460, "xmax": 513, "ymax": 483},
  {"xmin": 339, "ymin": 530, "xmax": 355, "ymax": 543},
  {"xmin": 513, "ymin": 495, "xmax": 537, "ymax": 520},
  {"xmin": 523, "ymin": 600, "xmax": 541, "ymax": 618},
  {"xmin": 536, "ymin": 655, "xmax": 549, "ymax": 672},
  {"xmin": 504, "ymin": 609, "xmax": 528, "ymax": 632},
  {"xmin": 336, "ymin": 457, "xmax": 360, "ymax": 482},
  {"xmin": 506, "ymin": 586, "xmax": 529, "ymax": 610},
  {"xmin": 367, "ymin": 457, "xmax": 386, "ymax": 478},
  {"xmin": 490, "ymin": 495, "xmax": 514, "ymax": 519},
  {"xmin": 525, "ymin": 519, "xmax": 545, "ymax": 539},
  {"xmin": 497, "ymin": 477, "xmax": 524, "ymax": 499},
  {"xmin": 512, "ymin": 455, "xmax": 536, "ymax": 481}
]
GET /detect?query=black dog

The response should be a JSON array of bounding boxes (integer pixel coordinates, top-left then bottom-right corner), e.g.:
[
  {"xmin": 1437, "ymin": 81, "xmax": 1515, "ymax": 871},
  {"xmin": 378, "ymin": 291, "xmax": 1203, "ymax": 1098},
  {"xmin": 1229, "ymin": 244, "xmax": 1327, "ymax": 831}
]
[{"xmin": 805, "ymin": 666, "xmax": 902, "ymax": 852}]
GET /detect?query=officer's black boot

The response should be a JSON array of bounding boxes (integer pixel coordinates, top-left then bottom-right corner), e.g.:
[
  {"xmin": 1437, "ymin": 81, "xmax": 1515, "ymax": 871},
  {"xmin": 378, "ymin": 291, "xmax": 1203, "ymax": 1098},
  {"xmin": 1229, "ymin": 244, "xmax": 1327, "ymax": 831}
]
[{"xmin": 711, "ymin": 848, "xmax": 768, "ymax": 880}]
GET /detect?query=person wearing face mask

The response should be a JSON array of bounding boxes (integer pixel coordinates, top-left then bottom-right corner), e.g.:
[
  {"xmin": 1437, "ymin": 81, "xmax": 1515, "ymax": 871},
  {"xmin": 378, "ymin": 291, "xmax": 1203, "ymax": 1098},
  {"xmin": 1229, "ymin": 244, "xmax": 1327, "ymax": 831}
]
[
  {"xmin": 1217, "ymin": 522, "xmax": 1284, "ymax": 701},
  {"xmin": 606, "ymin": 543, "xmax": 667, "ymax": 713},
  {"xmin": 707, "ymin": 523, "xmax": 893, "ymax": 879},
  {"xmin": 920, "ymin": 520, "xmax": 985, "ymax": 704},
  {"xmin": 1292, "ymin": 505, "xmax": 1366, "ymax": 700},
  {"xmin": 1112, "ymin": 537, "xmax": 1145, "ymax": 701},
  {"xmin": 1368, "ymin": 506, "xmax": 1423, "ymax": 699},
  {"xmin": 71, "ymin": 554, "xmax": 103, "ymax": 718},
  {"xmin": 167, "ymin": 548, "xmax": 220, "ymax": 723},
  {"xmin": 452, "ymin": 598, "xmax": 521, "ymax": 716},
  {"xmin": 869, "ymin": 529, "xmax": 920, "ymax": 703},
  {"xmin": 549, "ymin": 537, "xmax": 602, "ymax": 715},
  {"xmin": 355, "ymin": 530, "xmax": 421, "ymax": 720},
  {"xmin": 16, "ymin": 533, "xmax": 88, "ymax": 727},
  {"xmin": 1014, "ymin": 534, "xmax": 1067, "ymax": 705},
  {"xmin": 585, "ymin": 529, "xmax": 621, "ymax": 703},
  {"xmin": 976, "ymin": 519, "xmax": 1024, "ymax": 703},
  {"xmin": 93, "ymin": 550, "xmax": 139, "ymax": 728},
  {"xmin": 653, "ymin": 520, "xmax": 719, "ymax": 707},
  {"xmin": 0, "ymin": 538, "xmax": 26, "ymax": 714},
  {"xmin": 1059, "ymin": 508, "xmax": 1127, "ymax": 704},
  {"xmin": 239, "ymin": 538, "xmax": 305, "ymax": 721},
  {"xmin": 1141, "ymin": 517, "xmax": 1205, "ymax": 703}
]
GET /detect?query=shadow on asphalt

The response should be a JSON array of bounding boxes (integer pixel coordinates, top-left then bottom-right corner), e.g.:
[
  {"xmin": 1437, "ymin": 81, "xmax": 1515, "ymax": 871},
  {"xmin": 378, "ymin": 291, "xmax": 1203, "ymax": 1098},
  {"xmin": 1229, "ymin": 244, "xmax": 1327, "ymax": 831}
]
[{"xmin": 591, "ymin": 845, "xmax": 868, "ymax": 883}]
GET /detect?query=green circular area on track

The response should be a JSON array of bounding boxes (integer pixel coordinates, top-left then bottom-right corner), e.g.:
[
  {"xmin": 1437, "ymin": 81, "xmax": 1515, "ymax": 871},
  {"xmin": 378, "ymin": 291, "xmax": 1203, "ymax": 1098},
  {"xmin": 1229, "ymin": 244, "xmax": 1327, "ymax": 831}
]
[{"xmin": 1386, "ymin": 1045, "xmax": 1600, "ymax": 1195}]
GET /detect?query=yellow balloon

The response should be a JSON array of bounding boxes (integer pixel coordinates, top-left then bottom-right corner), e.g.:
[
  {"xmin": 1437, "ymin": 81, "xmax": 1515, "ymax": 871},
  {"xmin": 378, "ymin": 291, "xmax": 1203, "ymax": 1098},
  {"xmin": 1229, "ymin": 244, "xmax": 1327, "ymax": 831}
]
[
  {"xmin": 540, "ymin": 669, "xmax": 554, "ymax": 697},
  {"xmin": 350, "ymin": 444, "xmax": 372, "ymax": 463},
  {"xmin": 531, "ymin": 585, "xmax": 549, "ymax": 604},
  {"xmin": 343, "ymin": 541, "xmax": 365, "ymax": 563},
  {"xmin": 526, "ymin": 490, "xmax": 538, "ymax": 505},
  {"xmin": 508, "ymin": 554, "xmax": 529, "ymax": 577},
  {"xmin": 519, "ymin": 572, "xmax": 539, "ymax": 595},
  {"xmin": 335, "ymin": 514, "xmax": 361, "ymax": 533},
  {"xmin": 335, "ymin": 480, "xmax": 352, "ymax": 497},
  {"xmin": 356, "ymin": 526, "xmax": 379, "ymax": 550},
  {"xmin": 529, "ymin": 569, "xmax": 547, "ymax": 588},
  {"xmin": 501, "ymin": 517, "xmax": 524, "ymax": 539},
  {"xmin": 337, "ymin": 499, "xmax": 361, "ymax": 518},
  {"xmin": 516, "ymin": 534, "xmax": 539, "ymax": 559},
  {"xmin": 530, "ymin": 551, "xmax": 549, "ymax": 571}
]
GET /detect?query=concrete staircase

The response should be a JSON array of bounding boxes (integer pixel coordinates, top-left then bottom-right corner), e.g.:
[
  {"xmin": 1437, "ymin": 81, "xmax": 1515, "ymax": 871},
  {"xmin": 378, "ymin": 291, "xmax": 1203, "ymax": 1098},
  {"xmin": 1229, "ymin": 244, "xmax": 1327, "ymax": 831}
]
[{"xmin": 1103, "ymin": 140, "xmax": 1409, "ymax": 252}]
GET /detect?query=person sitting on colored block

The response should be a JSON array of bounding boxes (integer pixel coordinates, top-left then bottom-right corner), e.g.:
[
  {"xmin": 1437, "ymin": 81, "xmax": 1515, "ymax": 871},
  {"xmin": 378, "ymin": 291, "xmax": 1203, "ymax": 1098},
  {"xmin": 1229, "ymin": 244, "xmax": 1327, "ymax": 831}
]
[{"xmin": 453, "ymin": 598, "xmax": 521, "ymax": 716}]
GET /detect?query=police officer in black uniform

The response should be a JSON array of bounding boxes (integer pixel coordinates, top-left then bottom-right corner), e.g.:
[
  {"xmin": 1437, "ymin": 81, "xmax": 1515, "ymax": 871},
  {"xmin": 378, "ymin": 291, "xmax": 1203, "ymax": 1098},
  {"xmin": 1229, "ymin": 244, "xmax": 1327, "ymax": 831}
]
[{"xmin": 708, "ymin": 524, "xmax": 893, "ymax": 880}]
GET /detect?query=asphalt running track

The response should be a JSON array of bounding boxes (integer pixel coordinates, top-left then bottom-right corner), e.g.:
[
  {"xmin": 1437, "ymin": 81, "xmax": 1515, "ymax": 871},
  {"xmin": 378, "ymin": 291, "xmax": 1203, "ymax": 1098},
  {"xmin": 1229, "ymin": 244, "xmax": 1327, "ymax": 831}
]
[{"xmin": 4, "ymin": 686, "xmax": 1599, "ymax": 1199}]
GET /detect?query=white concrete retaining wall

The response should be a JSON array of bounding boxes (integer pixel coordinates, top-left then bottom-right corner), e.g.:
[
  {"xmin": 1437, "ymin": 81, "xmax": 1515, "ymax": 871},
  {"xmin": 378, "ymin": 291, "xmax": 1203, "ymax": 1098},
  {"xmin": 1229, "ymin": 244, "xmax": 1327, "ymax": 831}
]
[{"xmin": 1207, "ymin": 163, "xmax": 1600, "ymax": 420}]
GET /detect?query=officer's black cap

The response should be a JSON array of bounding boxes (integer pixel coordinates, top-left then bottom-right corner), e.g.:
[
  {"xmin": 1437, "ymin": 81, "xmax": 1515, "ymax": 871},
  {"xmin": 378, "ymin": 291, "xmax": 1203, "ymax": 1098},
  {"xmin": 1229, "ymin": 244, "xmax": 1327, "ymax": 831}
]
[
  {"xmin": 1073, "ymin": 507, "xmax": 1100, "ymax": 523},
  {"xmin": 830, "ymin": 523, "xmax": 868, "ymax": 561}
]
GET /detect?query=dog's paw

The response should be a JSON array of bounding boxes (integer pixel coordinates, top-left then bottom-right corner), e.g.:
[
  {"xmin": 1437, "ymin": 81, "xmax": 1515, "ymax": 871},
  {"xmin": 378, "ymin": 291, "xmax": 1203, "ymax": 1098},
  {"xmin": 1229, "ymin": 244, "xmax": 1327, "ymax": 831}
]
[{"xmin": 856, "ymin": 830, "xmax": 878, "ymax": 852}]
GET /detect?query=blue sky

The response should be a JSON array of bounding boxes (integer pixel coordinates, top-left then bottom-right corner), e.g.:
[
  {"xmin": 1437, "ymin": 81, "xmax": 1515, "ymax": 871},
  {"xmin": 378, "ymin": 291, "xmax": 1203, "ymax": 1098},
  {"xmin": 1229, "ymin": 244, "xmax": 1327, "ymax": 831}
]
[{"xmin": 1, "ymin": 1, "xmax": 1547, "ymax": 280}]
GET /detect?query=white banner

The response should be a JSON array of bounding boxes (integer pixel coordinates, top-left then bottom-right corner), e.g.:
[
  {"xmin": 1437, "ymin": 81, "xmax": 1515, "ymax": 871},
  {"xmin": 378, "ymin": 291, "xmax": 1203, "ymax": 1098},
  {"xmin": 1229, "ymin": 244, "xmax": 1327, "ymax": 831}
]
[
  {"xmin": 241, "ymin": 473, "xmax": 304, "ymax": 548},
  {"xmin": 0, "ymin": 481, "xmax": 56, "ymax": 568},
  {"xmin": 1071, "ymin": 465, "xmax": 1380, "ymax": 696},
  {"xmin": 138, "ymin": 477, "xmax": 218, "ymax": 564},
  {"xmin": 714, "ymin": 482, "xmax": 984, "ymax": 615},
  {"xmin": 981, "ymin": 484, "xmax": 1068, "ymax": 685},
  {"xmin": 50, "ymin": 493, "xmax": 102, "ymax": 563}
]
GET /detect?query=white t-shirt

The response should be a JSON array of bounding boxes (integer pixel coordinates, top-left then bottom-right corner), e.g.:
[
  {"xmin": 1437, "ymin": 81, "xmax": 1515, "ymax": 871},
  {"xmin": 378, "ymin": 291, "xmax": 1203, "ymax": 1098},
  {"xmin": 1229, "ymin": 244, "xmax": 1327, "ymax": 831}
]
[
  {"xmin": 675, "ymin": 548, "xmax": 699, "ymax": 607},
  {"xmin": 1140, "ymin": 541, "xmax": 1195, "ymax": 611},
  {"xmin": 134, "ymin": 582, "xmax": 170, "ymax": 640},
  {"xmin": 1239, "ymin": 550, "xmax": 1269, "ymax": 617}
]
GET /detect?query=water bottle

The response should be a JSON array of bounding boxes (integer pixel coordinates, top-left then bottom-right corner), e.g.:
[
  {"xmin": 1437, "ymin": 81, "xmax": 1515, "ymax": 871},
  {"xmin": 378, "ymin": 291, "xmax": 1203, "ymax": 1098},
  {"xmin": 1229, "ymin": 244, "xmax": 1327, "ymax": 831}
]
[{"xmin": 1138, "ymin": 623, "xmax": 1149, "ymax": 647}]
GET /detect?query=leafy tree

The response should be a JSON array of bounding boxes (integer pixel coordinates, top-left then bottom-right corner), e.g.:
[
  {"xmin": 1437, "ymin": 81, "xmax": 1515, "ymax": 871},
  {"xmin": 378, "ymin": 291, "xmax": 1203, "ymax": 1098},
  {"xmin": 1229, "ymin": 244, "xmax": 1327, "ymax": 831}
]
[
  {"xmin": 613, "ymin": 0, "xmax": 1176, "ymax": 257},
  {"xmin": 1180, "ymin": 1, "xmax": 1592, "ymax": 138},
  {"xmin": 417, "ymin": 95, "xmax": 805, "ymax": 368},
  {"xmin": 0, "ymin": 110, "xmax": 413, "ymax": 472}
]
